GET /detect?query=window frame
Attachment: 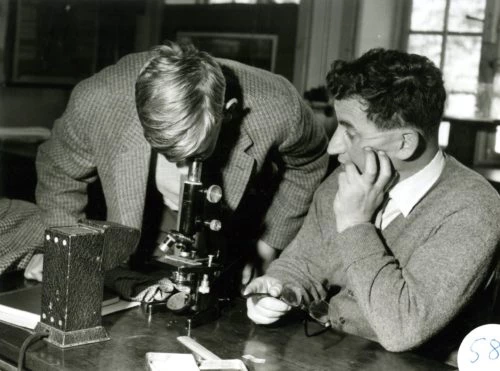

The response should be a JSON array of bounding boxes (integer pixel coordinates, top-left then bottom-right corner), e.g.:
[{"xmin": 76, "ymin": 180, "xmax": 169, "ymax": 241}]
[
  {"xmin": 403, "ymin": 0, "xmax": 500, "ymax": 166},
  {"xmin": 407, "ymin": 0, "xmax": 485, "ymax": 109}
]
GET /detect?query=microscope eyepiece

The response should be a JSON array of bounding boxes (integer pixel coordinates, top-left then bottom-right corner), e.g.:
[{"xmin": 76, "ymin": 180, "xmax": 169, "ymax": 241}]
[{"xmin": 187, "ymin": 160, "xmax": 202, "ymax": 182}]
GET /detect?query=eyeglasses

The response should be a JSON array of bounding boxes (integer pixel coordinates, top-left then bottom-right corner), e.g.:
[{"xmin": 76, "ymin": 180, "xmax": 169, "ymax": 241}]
[
  {"xmin": 244, "ymin": 285, "xmax": 332, "ymax": 337},
  {"xmin": 280, "ymin": 286, "xmax": 332, "ymax": 337},
  {"xmin": 303, "ymin": 299, "xmax": 331, "ymax": 337}
]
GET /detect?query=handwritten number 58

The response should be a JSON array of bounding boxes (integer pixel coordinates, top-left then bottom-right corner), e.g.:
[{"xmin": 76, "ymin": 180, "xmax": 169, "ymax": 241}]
[
  {"xmin": 489, "ymin": 339, "xmax": 500, "ymax": 360},
  {"xmin": 469, "ymin": 337, "xmax": 500, "ymax": 363}
]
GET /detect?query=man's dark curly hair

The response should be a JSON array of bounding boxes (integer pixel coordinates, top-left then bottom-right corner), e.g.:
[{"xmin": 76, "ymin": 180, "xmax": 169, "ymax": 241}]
[{"xmin": 326, "ymin": 48, "xmax": 446, "ymax": 138}]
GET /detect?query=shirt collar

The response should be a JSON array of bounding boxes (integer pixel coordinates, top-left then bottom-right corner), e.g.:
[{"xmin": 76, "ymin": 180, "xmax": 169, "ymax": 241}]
[{"xmin": 388, "ymin": 150, "xmax": 446, "ymax": 217}]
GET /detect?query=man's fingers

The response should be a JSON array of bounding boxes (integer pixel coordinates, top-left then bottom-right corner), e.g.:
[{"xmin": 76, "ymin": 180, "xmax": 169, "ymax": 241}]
[
  {"xmin": 24, "ymin": 270, "xmax": 42, "ymax": 282},
  {"xmin": 143, "ymin": 288, "xmax": 155, "ymax": 302},
  {"xmin": 24, "ymin": 253, "xmax": 43, "ymax": 282},
  {"xmin": 374, "ymin": 151, "xmax": 393, "ymax": 189},
  {"xmin": 246, "ymin": 297, "xmax": 290, "ymax": 325},
  {"xmin": 33, "ymin": 271, "xmax": 43, "ymax": 282},
  {"xmin": 268, "ymin": 284, "xmax": 282, "ymax": 297},
  {"xmin": 247, "ymin": 308, "xmax": 280, "ymax": 325},
  {"xmin": 337, "ymin": 172, "xmax": 347, "ymax": 188},
  {"xmin": 243, "ymin": 278, "xmax": 265, "ymax": 296},
  {"xmin": 158, "ymin": 278, "xmax": 175, "ymax": 293},
  {"xmin": 154, "ymin": 290, "xmax": 169, "ymax": 302},
  {"xmin": 362, "ymin": 148, "xmax": 378, "ymax": 183},
  {"xmin": 243, "ymin": 277, "xmax": 282, "ymax": 298},
  {"xmin": 252, "ymin": 305, "xmax": 286, "ymax": 321},
  {"xmin": 343, "ymin": 161, "xmax": 359, "ymax": 183},
  {"xmin": 254, "ymin": 296, "xmax": 291, "ymax": 312}
]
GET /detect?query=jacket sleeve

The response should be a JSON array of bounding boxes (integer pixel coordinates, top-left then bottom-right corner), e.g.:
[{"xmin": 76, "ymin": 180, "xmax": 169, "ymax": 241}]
[
  {"xmin": 260, "ymin": 92, "xmax": 328, "ymax": 250},
  {"xmin": 336, "ymin": 201, "xmax": 500, "ymax": 352},
  {"xmin": 35, "ymin": 82, "xmax": 99, "ymax": 229},
  {"xmin": 0, "ymin": 199, "xmax": 46, "ymax": 273}
]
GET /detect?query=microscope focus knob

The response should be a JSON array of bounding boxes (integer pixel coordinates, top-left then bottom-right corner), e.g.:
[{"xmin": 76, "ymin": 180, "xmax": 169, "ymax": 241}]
[
  {"xmin": 205, "ymin": 185, "xmax": 222, "ymax": 203},
  {"xmin": 205, "ymin": 219, "xmax": 222, "ymax": 231},
  {"xmin": 158, "ymin": 233, "xmax": 176, "ymax": 253}
]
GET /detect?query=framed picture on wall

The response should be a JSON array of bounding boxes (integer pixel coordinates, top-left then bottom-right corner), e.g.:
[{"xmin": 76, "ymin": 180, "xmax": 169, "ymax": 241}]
[
  {"xmin": 177, "ymin": 32, "xmax": 278, "ymax": 72},
  {"xmin": 11, "ymin": 0, "xmax": 98, "ymax": 85}
]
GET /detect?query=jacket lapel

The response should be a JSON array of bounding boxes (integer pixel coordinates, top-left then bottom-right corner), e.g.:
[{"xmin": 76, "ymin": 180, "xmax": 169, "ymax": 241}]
[{"xmin": 221, "ymin": 132, "xmax": 254, "ymax": 211}]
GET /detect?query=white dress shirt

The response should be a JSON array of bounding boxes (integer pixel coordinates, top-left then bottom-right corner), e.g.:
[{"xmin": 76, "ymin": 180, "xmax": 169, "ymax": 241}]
[
  {"xmin": 376, "ymin": 150, "xmax": 446, "ymax": 230},
  {"xmin": 155, "ymin": 154, "xmax": 188, "ymax": 211}
]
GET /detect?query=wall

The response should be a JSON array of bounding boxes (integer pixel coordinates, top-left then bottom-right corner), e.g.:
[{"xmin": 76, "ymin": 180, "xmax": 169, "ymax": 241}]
[
  {"xmin": 0, "ymin": 0, "xmax": 145, "ymax": 132},
  {"xmin": 355, "ymin": 0, "xmax": 401, "ymax": 57},
  {"xmin": 294, "ymin": 0, "xmax": 358, "ymax": 93},
  {"xmin": 296, "ymin": 0, "xmax": 401, "ymax": 94},
  {"xmin": 0, "ymin": 87, "xmax": 68, "ymax": 129},
  {"xmin": 0, "ymin": 0, "xmax": 8, "ymax": 84},
  {"xmin": 0, "ymin": 0, "xmax": 404, "ymax": 125},
  {"xmin": 299, "ymin": 0, "xmax": 345, "ymax": 91},
  {"xmin": 161, "ymin": 4, "xmax": 299, "ymax": 82}
]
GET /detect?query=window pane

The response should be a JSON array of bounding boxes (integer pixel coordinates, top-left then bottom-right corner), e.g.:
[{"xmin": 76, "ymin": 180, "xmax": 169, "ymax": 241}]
[
  {"xmin": 445, "ymin": 93, "xmax": 476, "ymax": 117},
  {"xmin": 495, "ymin": 126, "xmax": 500, "ymax": 154},
  {"xmin": 439, "ymin": 121, "xmax": 451, "ymax": 148},
  {"xmin": 410, "ymin": 0, "xmax": 446, "ymax": 31},
  {"xmin": 208, "ymin": 0, "xmax": 258, "ymax": 3},
  {"xmin": 408, "ymin": 34, "xmax": 442, "ymax": 67},
  {"xmin": 442, "ymin": 36, "xmax": 481, "ymax": 93},
  {"xmin": 490, "ymin": 74, "xmax": 500, "ymax": 118},
  {"xmin": 448, "ymin": 0, "xmax": 486, "ymax": 33}
]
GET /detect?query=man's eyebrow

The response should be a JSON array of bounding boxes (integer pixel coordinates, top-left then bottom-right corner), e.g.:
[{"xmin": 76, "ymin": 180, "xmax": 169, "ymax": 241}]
[{"xmin": 338, "ymin": 120, "xmax": 355, "ymax": 130}]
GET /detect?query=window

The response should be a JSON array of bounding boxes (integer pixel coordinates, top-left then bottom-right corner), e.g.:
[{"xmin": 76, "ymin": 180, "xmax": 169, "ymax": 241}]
[
  {"xmin": 208, "ymin": 0, "xmax": 258, "ymax": 3},
  {"xmin": 406, "ymin": 0, "xmax": 486, "ymax": 118},
  {"xmin": 205, "ymin": 0, "xmax": 299, "ymax": 3},
  {"xmin": 496, "ymin": 126, "xmax": 500, "ymax": 153},
  {"xmin": 406, "ymin": 0, "xmax": 500, "ymax": 161}
]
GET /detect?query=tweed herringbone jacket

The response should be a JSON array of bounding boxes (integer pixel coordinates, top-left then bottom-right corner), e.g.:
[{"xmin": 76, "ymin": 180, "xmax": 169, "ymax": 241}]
[
  {"xmin": 0, "ymin": 199, "xmax": 44, "ymax": 273},
  {"xmin": 35, "ymin": 51, "xmax": 328, "ymax": 255}
]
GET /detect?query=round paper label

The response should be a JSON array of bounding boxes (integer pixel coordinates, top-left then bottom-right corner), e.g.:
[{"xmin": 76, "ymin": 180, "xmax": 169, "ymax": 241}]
[{"xmin": 457, "ymin": 324, "xmax": 500, "ymax": 371}]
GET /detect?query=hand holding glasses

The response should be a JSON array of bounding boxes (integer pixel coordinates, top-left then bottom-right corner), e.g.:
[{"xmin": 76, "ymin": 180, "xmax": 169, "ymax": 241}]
[{"xmin": 243, "ymin": 277, "xmax": 332, "ymax": 337}]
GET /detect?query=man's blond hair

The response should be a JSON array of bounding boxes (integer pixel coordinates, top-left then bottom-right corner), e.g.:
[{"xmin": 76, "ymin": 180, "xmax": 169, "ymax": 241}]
[{"xmin": 135, "ymin": 40, "xmax": 225, "ymax": 162}]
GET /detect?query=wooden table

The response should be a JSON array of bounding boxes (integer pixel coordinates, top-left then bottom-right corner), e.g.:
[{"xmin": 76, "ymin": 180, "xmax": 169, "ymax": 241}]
[{"xmin": 0, "ymin": 273, "xmax": 456, "ymax": 371}]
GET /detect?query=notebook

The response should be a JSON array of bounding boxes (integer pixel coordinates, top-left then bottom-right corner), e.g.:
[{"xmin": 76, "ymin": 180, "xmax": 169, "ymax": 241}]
[{"xmin": 0, "ymin": 285, "xmax": 140, "ymax": 330}]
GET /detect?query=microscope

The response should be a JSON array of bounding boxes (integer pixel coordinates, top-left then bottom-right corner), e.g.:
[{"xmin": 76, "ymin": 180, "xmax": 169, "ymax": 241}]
[{"xmin": 153, "ymin": 159, "xmax": 224, "ymax": 327}]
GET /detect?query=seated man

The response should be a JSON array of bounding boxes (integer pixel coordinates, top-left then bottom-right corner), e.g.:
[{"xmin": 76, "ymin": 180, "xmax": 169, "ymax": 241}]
[{"xmin": 245, "ymin": 48, "xmax": 500, "ymax": 359}]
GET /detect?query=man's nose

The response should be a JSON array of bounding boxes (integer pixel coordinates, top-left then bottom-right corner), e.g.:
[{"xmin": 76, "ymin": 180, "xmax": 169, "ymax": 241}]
[{"xmin": 327, "ymin": 127, "xmax": 345, "ymax": 155}]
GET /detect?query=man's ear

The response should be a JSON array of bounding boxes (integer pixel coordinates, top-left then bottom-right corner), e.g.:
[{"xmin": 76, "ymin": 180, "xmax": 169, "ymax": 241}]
[
  {"xmin": 394, "ymin": 130, "xmax": 419, "ymax": 160},
  {"xmin": 223, "ymin": 98, "xmax": 239, "ymax": 123}
]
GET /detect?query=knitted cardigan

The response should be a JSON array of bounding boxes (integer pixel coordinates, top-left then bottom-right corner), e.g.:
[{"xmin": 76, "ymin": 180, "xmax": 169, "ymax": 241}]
[{"xmin": 268, "ymin": 155, "xmax": 500, "ymax": 354}]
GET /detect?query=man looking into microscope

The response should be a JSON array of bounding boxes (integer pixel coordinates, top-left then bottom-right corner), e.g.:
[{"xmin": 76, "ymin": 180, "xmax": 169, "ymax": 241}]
[
  {"xmin": 24, "ymin": 40, "xmax": 328, "ymax": 291},
  {"xmin": 245, "ymin": 48, "xmax": 500, "ymax": 360}
]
